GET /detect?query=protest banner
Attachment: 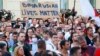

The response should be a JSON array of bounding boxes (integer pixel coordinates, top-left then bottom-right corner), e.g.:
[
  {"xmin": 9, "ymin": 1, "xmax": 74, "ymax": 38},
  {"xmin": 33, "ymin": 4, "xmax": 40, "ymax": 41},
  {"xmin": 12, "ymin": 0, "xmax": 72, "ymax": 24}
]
[{"xmin": 20, "ymin": 2, "xmax": 59, "ymax": 19}]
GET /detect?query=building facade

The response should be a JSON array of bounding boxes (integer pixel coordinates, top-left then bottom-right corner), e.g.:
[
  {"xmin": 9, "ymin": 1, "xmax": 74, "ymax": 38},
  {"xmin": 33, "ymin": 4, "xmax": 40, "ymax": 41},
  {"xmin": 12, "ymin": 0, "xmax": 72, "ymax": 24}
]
[{"xmin": 0, "ymin": 0, "xmax": 100, "ymax": 19}]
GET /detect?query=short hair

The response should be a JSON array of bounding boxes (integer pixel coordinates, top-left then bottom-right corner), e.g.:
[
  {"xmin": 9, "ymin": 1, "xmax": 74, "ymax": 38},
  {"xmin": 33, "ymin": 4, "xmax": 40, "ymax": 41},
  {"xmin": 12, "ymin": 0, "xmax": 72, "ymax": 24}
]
[
  {"xmin": 0, "ymin": 42, "xmax": 6, "ymax": 49},
  {"xmin": 60, "ymin": 40, "xmax": 69, "ymax": 49},
  {"xmin": 93, "ymin": 37, "xmax": 100, "ymax": 43},
  {"xmin": 13, "ymin": 32, "xmax": 18, "ymax": 35},
  {"xmin": 37, "ymin": 40, "xmax": 46, "ymax": 50},
  {"xmin": 78, "ymin": 37, "xmax": 86, "ymax": 44},
  {"xmin": 86, "ymin": 27, "xmax": 92, "ymax": 31},
  {"xmin": 18, "ymin": 32, "xmax": 25, "ymax": 36},
  {"xmin": 51, "ymin": 33, "xmax": 57, "ymax": 38},
  {"xmin": 70, "ymin": 47, "xmax": 81, "ymax": 56}
]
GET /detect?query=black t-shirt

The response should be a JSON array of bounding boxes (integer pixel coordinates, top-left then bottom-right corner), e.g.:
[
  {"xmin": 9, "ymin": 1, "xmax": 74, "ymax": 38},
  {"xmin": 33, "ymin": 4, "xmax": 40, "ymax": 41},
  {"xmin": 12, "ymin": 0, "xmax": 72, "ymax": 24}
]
[
  {"xmin": 23, "ymin": 43, "xmax": 32, "ymax": 56},
  {"xmin": 34, "ymin": 50, "xmax": 58, "ymax": 56}
]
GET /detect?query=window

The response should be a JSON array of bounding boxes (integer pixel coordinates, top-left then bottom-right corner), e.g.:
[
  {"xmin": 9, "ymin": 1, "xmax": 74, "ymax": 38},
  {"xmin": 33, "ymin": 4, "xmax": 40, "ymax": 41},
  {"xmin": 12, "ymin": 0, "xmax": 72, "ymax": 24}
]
[
  {"xmin": 0, "ymin": 0, "xmax": 3, "ymax": 10},
  {"xmin": 29, "ymin": 0, "xmax": 38, "ymax": 3},
  {"xmin": 60, "ymin": 0, "xmax": 68, "ymax": 10}
]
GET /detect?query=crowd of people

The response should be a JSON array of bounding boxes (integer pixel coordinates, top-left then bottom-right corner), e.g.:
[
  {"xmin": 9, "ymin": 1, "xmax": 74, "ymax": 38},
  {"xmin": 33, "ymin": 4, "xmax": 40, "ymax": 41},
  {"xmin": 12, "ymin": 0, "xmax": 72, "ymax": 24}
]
[{"xmin": 0, "ymin": 11, "xmax": 100, "ymax": 56}]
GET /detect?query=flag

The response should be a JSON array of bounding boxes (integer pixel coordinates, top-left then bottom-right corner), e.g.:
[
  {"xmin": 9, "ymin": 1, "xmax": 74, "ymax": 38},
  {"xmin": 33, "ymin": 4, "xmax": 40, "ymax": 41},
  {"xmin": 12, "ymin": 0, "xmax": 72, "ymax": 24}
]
[{"xmin": 79, "ymin": 0, "xmax": 95, "ymax": 17}]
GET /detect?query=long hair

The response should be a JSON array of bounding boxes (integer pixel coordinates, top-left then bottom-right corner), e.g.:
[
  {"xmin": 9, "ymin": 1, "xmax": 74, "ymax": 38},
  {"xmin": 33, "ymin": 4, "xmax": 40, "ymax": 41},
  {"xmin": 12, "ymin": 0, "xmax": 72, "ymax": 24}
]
[
  {"xmin": 14, "ymin": 46, "xmax": 24, "ymax": 56},
  {"xmin": 25, "ymin": 28, "xmax": 34, "ymax": 43}
]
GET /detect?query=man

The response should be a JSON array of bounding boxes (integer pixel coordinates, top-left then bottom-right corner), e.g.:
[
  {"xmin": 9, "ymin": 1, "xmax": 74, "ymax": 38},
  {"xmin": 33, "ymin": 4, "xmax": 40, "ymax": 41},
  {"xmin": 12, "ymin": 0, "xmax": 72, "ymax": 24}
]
[
  {"xmin": 34, "ymin": 40, "xmax": 57, "ymax": 56},
  {"xmin": 85, "ymin": 27, "xmax": 94, "ymax": 46},
  {"xmin": 8, "ymin": 32, "xmax": 18, "ymax": 53},
  {"xmin": 46, "ymin": 33, "xmax": 60, "ymax": 54},
  {"xmin": 57, "ymin": 32, "xmax": 65, "ymax": 41},
  {"xmin": 34, "ymin": 40, "xmax": 46, "ymax": 56},
  {"xmin": 0, "ymin": 42, "xmax": 11, "ymax": 56},
  {"xmin": 14, "ymin": 32, "xmax": 32, "ymax": 56},
  {"xmin": 5, "ymin": 25, "xmax": 12, "ymax": 33},
  {"xmin": 70, "ymin": 47, "xmax": 82, "ymax": 56},
  {"xmin": 60, "ymin": 40, "xmax": 70, "ymax": 56},
  {"xmin": 78, "ymin": 37, "xmax": 95, "ymax": 56}
]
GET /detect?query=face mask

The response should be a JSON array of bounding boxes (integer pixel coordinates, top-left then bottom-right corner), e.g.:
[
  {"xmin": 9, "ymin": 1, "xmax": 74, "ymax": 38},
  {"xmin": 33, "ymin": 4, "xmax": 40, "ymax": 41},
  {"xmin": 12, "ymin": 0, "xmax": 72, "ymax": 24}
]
[{"xmin": 32, "ymin": 38, "xmax": 38, "ymax": 43}]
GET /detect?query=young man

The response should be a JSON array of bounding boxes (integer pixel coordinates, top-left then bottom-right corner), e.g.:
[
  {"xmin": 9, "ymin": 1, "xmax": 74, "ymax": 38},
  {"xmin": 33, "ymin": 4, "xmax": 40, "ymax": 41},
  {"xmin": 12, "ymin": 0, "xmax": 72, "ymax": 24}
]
[
  {"xmin": 0, "ymin": 42, "xmax": 11, "ymax": 56},
  {"xmin": 60, "ymin": 40, "xmax": 70, "ymax": 56},
  {"xmin": 34, "ymin": 40, "xmax": 58, "ymax": 56},
  {"xmin": 78, "ymin": 37, "xmax": 95, "ymax": 56},
  {"xmin": 14, "ymin": 32, "xmax": 32, "ymax": 56},
  {"xmin": 70, "ymin": 47, "xmax": 81, "ymax": 56}
]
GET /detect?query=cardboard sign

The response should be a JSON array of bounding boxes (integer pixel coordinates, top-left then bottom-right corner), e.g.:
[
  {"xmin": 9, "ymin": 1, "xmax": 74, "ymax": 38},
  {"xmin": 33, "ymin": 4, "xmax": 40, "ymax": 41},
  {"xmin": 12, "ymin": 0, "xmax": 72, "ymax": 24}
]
[{"xmin": 20, "ymin": 2, "xmax": 59, "ymax": 19}]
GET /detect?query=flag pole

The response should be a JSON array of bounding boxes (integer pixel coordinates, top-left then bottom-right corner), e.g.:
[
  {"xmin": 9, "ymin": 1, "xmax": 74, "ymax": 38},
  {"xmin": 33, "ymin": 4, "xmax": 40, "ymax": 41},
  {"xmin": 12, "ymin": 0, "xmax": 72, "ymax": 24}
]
[{"xmin": 70, "ymin": 0, "xmax": 76, "ymax": 48}]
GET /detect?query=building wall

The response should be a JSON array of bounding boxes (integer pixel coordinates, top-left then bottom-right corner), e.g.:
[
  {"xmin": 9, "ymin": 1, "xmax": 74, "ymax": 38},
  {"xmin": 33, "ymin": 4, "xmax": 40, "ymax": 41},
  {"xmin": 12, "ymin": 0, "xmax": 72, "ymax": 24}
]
[
  {"xmin": 68, "ymin": 0, "xmax": 82, "ymax": 15},
  {"xmin": 3, "ymin": 0, "xmax": 28, "ymax": 20},
  {"xmin": 2, "ymin": 0, "xmax": 100, "ymax": 19},
  {"xmin": 0, "ymin": 0, "xmax": 3, "ymax": 10},
  {"xmin": 96, "ymin": 0, "xmax": 100, "ymax": 9}
]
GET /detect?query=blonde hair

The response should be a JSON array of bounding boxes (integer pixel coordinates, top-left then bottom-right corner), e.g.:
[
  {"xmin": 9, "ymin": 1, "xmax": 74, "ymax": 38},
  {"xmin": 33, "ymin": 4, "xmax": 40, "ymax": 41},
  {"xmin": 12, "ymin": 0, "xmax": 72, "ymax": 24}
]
[{"xmin": 14, "ymin": 46, "xmax": 24, "ymax": 56}]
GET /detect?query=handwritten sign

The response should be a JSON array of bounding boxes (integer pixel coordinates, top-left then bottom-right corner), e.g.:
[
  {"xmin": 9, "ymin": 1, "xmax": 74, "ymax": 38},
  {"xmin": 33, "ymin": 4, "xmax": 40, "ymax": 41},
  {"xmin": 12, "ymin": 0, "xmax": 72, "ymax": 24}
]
[{"xmin": 20, "ymin": 2, "xmax": 59, "ymax": 19}]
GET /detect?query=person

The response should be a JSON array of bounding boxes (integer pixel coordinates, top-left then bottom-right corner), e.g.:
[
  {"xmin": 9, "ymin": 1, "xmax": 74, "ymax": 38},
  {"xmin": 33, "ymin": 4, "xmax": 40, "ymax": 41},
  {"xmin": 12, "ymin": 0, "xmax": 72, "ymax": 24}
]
[
  {"xmin": 8, "ymin": 32, "xmax": 18, "ymax": 52},
  {"xmin": 0, "ymin": 42, "xmax": 11, "ymax": 56},
  {"xmin": 14, "ymin": 32, "xmax": 32, "ymax": 56},
  {"xmin": 93, "ymin": 35, "xmax": 100, "ymax": 56},
  {"xmin": 57, "ymin": 32, "xmax": 65, "ymax": 41},
  {"xmin": 25, "ymin": 28, "xmax": 34, "ymax": 47},
  {"xmin": 34, "ymin": 40, "xmax": 46, "ymax": 56},
  {"xmin": 60, "ymin": 40, "xmax": 70, "ymax": 56},
  {"xmin": 78, "ymin": 37, "xmax": 95, "ymax": 56},
  {"xmin": 5, "ymin": 25, "xmax": 12, "ymax": 33},
  {"xmin": 34, "ymin": 40, "xmax": 58, "ymax": 56},
  {"xmin": 70, "ymin": 47, "xmax": 82, "ymax": 56},
  {"xmin": 46, "ymin": 33, "xmax": 60, "ymax": 54},
  {"xmin": 85, "ymin": 27, "xmax": 94, "ymax": 46},
  {"xmin": 32, "ymin": 34, "xmax": 38, "ymax": 56},
  {"xmin": 14, "ymin": 46, "xmax": 25, "ymax": 56},
  {"xmin": 0, "ymin": 25, "xmax": 5, "ymax": 32},
  {"xmin": 71, "ymin": 33, "xmax": 80, "ymax": 48}
]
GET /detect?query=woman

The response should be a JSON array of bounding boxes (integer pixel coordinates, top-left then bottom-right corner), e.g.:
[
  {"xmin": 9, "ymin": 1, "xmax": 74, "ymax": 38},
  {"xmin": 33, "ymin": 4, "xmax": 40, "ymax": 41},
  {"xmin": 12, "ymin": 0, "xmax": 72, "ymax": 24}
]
[
  {"xmin": 0, "ymin": 25, "xmax": 5, "ymax": 32},
  {"xmin": 25, "ymin": 28, "xmax": 34, "ymax": 46},
  {"xmin": 14, "ymin": 46, "xmax": 25, "ymax": 56}
]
